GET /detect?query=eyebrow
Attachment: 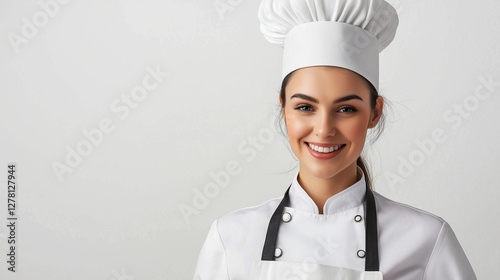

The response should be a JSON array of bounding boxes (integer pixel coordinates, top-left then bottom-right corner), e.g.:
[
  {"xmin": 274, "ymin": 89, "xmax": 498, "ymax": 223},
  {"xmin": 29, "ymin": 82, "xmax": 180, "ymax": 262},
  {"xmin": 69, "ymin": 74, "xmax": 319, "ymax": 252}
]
[{"xmin": 290, "ymin": 93, "xmax": 364, "ymax": 103}]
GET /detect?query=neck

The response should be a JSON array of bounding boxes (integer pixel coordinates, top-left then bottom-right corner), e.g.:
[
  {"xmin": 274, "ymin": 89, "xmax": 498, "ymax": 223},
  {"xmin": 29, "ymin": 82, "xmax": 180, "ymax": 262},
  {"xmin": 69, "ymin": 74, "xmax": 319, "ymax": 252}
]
[{"xmin": 297, "ymin": 162, "xmax": 359, "ymax": 214}]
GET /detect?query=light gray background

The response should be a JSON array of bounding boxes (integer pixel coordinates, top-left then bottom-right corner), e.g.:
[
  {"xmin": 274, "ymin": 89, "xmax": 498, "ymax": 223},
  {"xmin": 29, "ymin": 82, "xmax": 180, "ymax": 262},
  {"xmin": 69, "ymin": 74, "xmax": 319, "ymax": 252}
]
[{"xmin": 0, "ymin": 0, "xmax": 498, "ymax": 279}]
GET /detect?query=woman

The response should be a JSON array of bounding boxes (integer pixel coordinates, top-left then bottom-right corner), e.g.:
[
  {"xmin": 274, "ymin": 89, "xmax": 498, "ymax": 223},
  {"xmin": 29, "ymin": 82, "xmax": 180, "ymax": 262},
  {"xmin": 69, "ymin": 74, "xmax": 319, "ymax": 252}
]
[{"xmin": 193, "ymin": 0, "xmax": 477, "ymax": 279}]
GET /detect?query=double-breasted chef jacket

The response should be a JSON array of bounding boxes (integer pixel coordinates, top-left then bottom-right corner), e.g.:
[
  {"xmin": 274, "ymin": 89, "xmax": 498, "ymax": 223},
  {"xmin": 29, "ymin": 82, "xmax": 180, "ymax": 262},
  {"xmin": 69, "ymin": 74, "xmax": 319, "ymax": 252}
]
[{"xmin": 193, "ymin": 165, "xmax": 477, "ymax": 279}]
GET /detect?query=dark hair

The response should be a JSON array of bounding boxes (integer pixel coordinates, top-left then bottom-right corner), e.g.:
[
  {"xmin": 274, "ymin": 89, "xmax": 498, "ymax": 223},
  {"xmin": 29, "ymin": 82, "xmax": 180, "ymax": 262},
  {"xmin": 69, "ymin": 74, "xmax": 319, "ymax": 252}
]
[{"xmin": 274, "ymin": 69, "xmax": 389, "ymax": 190}]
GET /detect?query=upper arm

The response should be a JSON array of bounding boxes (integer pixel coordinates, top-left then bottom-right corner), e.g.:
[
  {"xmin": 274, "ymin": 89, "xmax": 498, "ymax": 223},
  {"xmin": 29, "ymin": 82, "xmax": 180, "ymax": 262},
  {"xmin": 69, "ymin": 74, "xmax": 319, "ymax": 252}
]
[
  {"xmin": 424, "ymin": 222, "xmax": 477, "ymax": 280},
  {"xmin": 193, "ymin": 220, "xmax": 230, "ymax": 280}
]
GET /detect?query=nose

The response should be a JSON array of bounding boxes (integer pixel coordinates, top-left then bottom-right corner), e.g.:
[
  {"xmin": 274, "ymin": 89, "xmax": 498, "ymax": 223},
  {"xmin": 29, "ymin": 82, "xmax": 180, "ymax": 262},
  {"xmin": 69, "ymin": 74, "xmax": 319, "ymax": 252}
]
[{"xmin": 314, "ymin": 109, "xmax": 335, "ymax": 138}]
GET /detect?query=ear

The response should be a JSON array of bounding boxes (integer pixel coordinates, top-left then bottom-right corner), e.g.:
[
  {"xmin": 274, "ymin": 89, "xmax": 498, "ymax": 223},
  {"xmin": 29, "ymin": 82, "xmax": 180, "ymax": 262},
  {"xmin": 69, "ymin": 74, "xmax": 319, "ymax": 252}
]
[{"xmin": 368, "ymin": 96, "xmax": 384, "ymax": 129}]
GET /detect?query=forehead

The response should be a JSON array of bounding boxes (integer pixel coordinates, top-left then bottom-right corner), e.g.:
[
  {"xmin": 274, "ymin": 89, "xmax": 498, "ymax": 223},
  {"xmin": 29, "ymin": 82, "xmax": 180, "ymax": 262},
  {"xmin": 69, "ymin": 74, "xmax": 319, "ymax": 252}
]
[{"xmin": 286, "ymin": 66, "xmax": 370, "ymax": 97}]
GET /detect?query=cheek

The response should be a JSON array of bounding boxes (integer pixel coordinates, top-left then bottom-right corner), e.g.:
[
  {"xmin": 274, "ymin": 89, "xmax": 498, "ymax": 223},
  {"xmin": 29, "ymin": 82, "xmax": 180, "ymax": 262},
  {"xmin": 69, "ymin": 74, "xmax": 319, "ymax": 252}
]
[
  {"xmin": 340, "ymin": 116, "xmax": 369, "ymax": 143},
  {"xmin": 285, "ymin": 114, "xmax": 310, "ymax": 142}
]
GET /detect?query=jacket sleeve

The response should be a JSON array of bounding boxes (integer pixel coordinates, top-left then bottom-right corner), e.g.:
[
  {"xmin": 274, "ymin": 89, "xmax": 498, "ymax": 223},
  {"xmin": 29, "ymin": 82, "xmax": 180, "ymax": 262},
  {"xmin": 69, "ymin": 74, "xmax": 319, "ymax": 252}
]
[
  {"xmin": 193, "ymin": 220, "xmax": 230, "ymax": 280},
  {"xmin": 424, "ymin": 222, "xmax": 477, "ymax": 280}
]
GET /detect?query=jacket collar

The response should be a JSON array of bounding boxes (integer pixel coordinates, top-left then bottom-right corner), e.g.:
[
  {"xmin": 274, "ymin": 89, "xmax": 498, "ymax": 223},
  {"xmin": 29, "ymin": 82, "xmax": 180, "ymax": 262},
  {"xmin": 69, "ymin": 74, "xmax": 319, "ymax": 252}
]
[{"xmin": 288, "ymin": 165, "xmax": 366, "ymax": 215}]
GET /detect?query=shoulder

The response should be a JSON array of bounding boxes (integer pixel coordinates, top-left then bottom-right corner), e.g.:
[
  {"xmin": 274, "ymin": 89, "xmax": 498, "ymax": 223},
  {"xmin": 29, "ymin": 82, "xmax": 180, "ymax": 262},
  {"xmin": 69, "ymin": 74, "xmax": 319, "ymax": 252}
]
[
  {"xmin": 371, "ymin": 191, "xmax": 471, "ymax": 276},
  {"xmin": 206, "ymin": 196, "xmax": 283, "ymax": 258},
  {"xmin": 375, "ymin": 192, "xmax": 477, "ymax": 279},
  {"xmin": 216, "ymin": 196, "xmax": 282, "ymax": 232},
  {"xmin": 373, "ymin": 190, "xmax": 446, "ymax": 227},
  {"xmin": 373, "ymin": 191, "xmax": 447, "ymax": 247}
]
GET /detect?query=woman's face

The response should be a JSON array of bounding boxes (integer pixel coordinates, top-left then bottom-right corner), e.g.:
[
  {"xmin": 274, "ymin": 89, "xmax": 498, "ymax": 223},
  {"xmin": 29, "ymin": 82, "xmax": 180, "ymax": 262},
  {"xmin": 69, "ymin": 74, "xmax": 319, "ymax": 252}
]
[{"xmin": 282, "ymin": 66, "xmax": 383, "ymax": 179}]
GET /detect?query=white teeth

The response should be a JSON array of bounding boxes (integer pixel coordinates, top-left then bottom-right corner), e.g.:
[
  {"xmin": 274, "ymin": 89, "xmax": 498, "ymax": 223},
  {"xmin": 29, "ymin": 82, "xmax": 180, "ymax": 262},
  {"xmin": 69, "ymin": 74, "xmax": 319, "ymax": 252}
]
[{"xmin": 307, "ymin": 143, "xmax": 344, "ymax": 153}]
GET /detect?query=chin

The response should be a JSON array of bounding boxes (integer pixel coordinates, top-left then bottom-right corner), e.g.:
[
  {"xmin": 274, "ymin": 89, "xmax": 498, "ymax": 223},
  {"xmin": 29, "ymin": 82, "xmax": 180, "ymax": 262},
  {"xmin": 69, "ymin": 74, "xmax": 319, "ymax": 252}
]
[{"xmin": 305, "ymin": 164, "xmax": 342, "ymax": 179}]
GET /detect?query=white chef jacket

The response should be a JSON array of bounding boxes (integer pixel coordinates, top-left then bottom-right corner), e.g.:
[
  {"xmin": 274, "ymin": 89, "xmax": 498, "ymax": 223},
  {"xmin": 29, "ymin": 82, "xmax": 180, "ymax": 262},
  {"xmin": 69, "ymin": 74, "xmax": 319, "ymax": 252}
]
[{"xmin": 193, "ymin": 166, "xmax": 477, "ymax": 279}]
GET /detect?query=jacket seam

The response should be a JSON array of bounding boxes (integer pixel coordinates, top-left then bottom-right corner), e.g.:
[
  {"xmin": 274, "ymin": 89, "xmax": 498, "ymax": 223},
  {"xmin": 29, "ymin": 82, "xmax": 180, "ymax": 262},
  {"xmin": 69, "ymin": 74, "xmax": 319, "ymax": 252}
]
[
  {"xmin": 422, "ymin": 221, "xmax": 447, "ymax": 280},
  {"xmin": 214, "ymin": 219, "xmax": 231, "ymax": 279}
]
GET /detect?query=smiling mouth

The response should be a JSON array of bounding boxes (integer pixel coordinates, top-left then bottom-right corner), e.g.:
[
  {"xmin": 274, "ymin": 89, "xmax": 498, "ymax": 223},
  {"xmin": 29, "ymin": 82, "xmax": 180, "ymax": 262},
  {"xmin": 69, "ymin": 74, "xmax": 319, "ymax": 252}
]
[{"xmin": 306, "ymin": 142, "xmax": 346, "ymax": 153}]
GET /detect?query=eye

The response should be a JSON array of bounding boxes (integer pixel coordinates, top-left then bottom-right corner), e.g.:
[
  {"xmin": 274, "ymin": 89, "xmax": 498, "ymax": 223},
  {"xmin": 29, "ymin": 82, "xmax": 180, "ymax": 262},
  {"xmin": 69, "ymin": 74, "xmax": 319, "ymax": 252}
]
[
  {"xmin": 294, "ymin": 104, "xmax": 314, "ymax": 112},
  {"xmin": 339, "ymin": 106, "xmax": 358, "ymax": 113}
]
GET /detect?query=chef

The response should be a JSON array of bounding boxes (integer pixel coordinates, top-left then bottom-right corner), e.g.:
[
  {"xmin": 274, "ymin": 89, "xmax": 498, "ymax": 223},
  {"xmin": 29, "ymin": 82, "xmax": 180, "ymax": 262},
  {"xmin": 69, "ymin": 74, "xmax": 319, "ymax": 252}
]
[{"xmin": 193, "ymin": 0, "xmax": 477, "ymax": 279}]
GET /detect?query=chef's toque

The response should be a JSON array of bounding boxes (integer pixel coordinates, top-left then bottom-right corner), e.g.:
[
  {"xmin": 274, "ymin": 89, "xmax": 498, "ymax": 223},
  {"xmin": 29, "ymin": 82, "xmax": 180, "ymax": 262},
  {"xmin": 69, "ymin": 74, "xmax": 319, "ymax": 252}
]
[{"xmin": 258, "ymin": 0, "xmax": 399, "ymax": 92}]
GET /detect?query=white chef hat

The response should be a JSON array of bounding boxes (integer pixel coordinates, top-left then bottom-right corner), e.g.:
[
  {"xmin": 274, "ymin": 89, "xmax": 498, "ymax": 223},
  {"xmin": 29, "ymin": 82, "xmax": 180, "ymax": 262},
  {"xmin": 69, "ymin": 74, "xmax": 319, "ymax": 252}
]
[{"xmin": 258, "ymin": 0, "xmax": 399, "ymax": 92}]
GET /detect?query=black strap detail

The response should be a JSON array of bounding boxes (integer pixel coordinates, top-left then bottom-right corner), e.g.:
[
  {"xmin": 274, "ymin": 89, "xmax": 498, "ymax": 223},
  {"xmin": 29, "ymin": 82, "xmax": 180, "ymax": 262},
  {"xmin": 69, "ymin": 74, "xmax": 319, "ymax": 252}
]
[
  {"xmin": 261, "ymin": 181, "xmax": 380, "ymax": 272},
  {"xmin": 364, "ymin": 185, "xmax": 379, "ymax": 271},
  {"xmin": 261, "ymin": 184, "xmax": 291, "ymax": 260}
]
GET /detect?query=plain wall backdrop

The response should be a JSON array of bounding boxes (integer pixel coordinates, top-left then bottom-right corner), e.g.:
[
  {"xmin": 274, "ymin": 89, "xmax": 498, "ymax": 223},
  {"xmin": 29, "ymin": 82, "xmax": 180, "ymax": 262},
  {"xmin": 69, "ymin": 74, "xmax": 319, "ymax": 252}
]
[{"xmin": 0, "ymin": 0, "xmax": 498, "ymax": 279}]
